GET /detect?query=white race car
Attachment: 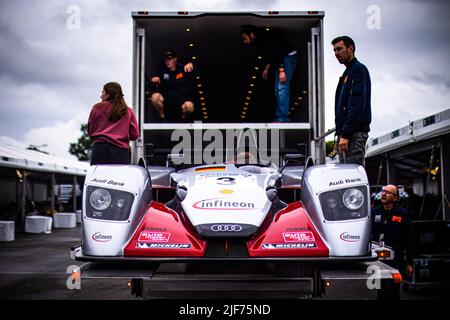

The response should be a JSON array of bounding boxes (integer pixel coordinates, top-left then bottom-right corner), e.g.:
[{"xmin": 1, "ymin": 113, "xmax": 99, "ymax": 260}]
[{"xmin": 74, "ymin": 157, "xmax": 373, "ymax": 262}]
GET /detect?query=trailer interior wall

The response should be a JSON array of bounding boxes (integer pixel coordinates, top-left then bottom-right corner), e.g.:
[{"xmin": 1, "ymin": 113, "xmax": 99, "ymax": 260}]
[{"xmin": 134, "ymin": 13, "xmax": 322, "ymax": 123}]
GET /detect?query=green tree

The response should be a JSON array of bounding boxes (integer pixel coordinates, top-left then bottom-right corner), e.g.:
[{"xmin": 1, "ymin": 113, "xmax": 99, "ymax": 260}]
[{"xmin": 69, "ymin": 123, "xmax": 91, "ymax": 161}]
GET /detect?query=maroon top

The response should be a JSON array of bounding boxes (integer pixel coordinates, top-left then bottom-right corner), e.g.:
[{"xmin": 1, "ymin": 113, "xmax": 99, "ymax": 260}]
[{"xmin": 88, "ymin": 101, "xmax": 139, "ymax": 149}]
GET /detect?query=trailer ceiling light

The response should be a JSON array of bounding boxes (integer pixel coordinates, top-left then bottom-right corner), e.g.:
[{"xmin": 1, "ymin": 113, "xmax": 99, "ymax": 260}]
[
  {"xmin": 258, "ymin": 56, "xmax": 262, "ymax": 60},
  {"xmin": 197, "ymin": 84, "xmax": 202, "ymax": 87},
  {"xmin": 185, "ymin": 28, "xmax": 191, "ymax": 32},
  {"xmin": 248, "ymin": 91, "xmax": 252, "ymax": 94},
  {"xmin": 189, "ymin": 43, "xmax": 194, "ymax": 47},
  {"xmin": 192, "ymin": 56, "xmax": 197, "ymax": 60},
  {"xmin": 254, "ymin": 66, "xmax": 259, "ymax": 70},
  {"xmin": 252, "ymin": 76, "xmax": 256, "ymax": 79},
  {"xmin": 250, "ymin": 84, "xmax": 254, "ymax": 87}
]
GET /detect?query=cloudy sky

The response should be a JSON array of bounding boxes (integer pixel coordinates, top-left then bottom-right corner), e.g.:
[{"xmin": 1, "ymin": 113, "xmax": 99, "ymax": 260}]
[{"xmin": 0, "ymin": 0, "xmax": 449, "ymax": 159}]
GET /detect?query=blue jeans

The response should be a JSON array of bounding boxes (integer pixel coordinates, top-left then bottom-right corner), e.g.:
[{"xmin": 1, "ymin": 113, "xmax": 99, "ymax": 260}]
[{"xmin": 274, "ymin": 54, "xmax": 297, "ymax": 122}]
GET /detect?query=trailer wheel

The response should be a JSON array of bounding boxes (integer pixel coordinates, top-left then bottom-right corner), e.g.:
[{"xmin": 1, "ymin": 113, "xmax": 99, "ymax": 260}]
[
  {"xmin": 130, "ymin": 278, "xmax": 144, "ymax": 297},
  {"xmin": 377, "ymin": 281, "xmax": 400, "ymax": 300}
]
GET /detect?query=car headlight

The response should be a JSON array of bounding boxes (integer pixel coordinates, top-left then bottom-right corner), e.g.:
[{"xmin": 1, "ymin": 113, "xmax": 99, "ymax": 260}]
[
  {"xmin": 319, "ymin": 186, "xmax": 368, "ymax": 221},
  {"xmin": 325, "ymin": 195, "xmax": 339, "ymax": 209},
  {"xmin": 342, "ymin": 188, "xmax": 364, "ymax": 210},
  {"xmin": 85, "ymin": 186, "xmax": 135, "ymax": 221},
  {"xmin": 90, "ymin": 188, "xmax": 112, "ymax": 211}
]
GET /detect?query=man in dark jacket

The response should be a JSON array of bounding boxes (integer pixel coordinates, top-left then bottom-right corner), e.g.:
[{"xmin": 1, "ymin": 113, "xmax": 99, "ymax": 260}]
[
  {"xmin": 241, "ymin": 25, "xmax": 297, "ymax": 122},
  {"xmin": 372, "ymin": 184, "xmax": 414, "ymax": 277},
  {"xmin": 150, "ymin": 50, "xmax": 195, "ymax": 122},
  {"xmin": 332, "ymin": 36, "xmax": 371, "ymax": 166}
]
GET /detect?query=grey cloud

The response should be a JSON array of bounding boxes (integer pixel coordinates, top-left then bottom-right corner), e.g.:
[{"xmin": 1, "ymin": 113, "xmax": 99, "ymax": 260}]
[
  {"xmin": 408, "ymin": 72, "xmax": 450, "ymax": 90},
  {"xmin": 0, "ymin": 22, "xmax": 70, "ymax": 85},
  {"xmin": 0, "ymin": 0, "xmax": 449, "ymax": 156}
]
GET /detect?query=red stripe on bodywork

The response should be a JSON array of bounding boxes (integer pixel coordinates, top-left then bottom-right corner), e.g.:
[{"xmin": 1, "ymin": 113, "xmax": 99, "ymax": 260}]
[
  {"xmin": 246, "ymin": 202, "xmax": 329, "ymax": 257},
  {"xmin": 124, "ymin": 202, "xmax": 206, "ymax": 257}
]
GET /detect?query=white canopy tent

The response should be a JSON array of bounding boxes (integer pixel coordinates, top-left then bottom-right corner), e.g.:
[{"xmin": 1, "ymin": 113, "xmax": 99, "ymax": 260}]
[
  {"xmin": 0, "ymin": 144, "xmax": 89, "ymax": 176},
  {"xmin": 0, "ymin": 143, "xmax": 89, "ymax": 227}
]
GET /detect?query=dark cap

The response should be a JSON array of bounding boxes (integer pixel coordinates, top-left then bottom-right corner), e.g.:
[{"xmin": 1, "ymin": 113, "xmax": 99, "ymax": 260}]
[{"xmin": 163, "ymin": 50, "xmax": 176, "ymax": 59}]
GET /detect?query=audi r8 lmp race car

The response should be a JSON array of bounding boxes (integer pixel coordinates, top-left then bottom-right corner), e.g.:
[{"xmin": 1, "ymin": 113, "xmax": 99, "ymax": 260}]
[
  {"xmin": 72, "ymin": 157, "xmax": 401, "ymax": 299},
  {"xmin": 76, "ymin": 160, "xmax": 372, "ymax": 259}
]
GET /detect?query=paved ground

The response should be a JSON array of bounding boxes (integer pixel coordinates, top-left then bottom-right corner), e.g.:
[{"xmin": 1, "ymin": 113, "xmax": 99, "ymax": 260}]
[{"xmin": 0, "ymin": 225, "xmax": 449, "ymax": 300}]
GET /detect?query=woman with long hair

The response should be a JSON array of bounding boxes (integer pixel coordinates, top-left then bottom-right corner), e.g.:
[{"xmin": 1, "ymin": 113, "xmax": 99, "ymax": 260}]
[{"xmin": 88, "ymin": 82, "xmax": 139, "ymax": 165}]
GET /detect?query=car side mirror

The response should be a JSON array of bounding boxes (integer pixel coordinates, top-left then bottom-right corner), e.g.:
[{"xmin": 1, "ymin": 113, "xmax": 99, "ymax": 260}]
[{"xmin": 279, "ymin": 153, "xmax": 304, "ymax": 174}]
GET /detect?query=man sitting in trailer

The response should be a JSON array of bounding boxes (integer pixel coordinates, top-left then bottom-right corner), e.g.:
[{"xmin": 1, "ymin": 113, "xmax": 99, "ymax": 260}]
[{"xmin": 149, "ymin": 50, "xmax": 196, "ymax": 122}]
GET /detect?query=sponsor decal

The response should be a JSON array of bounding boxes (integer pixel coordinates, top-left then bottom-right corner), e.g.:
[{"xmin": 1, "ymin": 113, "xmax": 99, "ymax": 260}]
[
  {"xmin": 143, "ymin": 227, "xmax": 167, "ymax": 232},
  {"xmin": 210, "ymin": 224, "xmax": 243, "ymax": 232},
  {"xmin": 200, "ymin": 173, "xmax": 240, "ymax": 178},
  {"xmin": 392, "ymin": 215, "xmax": 402, "ymax": 223},
  {"xmin": 92, "ymin": 232, "xmax": 113, "ymax": 242},
  {"xmin": 328, "ymin": 177, "xmax": 362, "ymax": 187},
  {"xmin": 163, "ymin": 73, "xmax": 169, "ymax": 80},
  {"xmin": 175, "ymin": 72, "xmax": 184, "ymax": 80},
  {"xmin": 196, "ymin": 166, "xmax": 226, "ymax": 173},
  {"xmin": 198, "ymin": 172, "xmax": 253, "ymax": 180},
  {"xmin": 192, "ymin": 198, "xmax": 256, "ymax": 210},
  {"xmin": 90, "ymin": 178, "xmax": 125, "ymax": 187},
  {"xmin": 374, "ymin": 215, "xmax": 382, "ymax": 223},
  {"xmin": 136, "ymin": 243, "xmax": 191, "ymax": 249},
  {"xmin": 138, "ymin": 231, "xmax": 171, "ymax": 242},
  {"xmin": 262, "ymin": 243, "xmax": 317, "ymax": 249},
  {"xmin": 340, "ymin": 232, "xmax": 361, "ymax": 242},
  {"xmin": 219, "ymin": 189, "xmax": 234, "ymax": 194},
  {"xmin": 282, "ymin": 232, "xmax": 315, "ymax": 243},
  {"xmin": 285, "ymin": 227, "xmax": 310, "ymax": 232}
]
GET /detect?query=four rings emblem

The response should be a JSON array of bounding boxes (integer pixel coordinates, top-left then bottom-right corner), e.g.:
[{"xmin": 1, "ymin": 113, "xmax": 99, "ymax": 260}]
[{"xmin": 211, "ymin": 224, "xmax": 243, "ymax": 232}]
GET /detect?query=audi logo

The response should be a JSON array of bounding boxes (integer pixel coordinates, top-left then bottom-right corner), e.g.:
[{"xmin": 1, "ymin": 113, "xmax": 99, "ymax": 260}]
[{"xmin": 211, "ymin": 224, "xmax": 243, "ymax": 232}]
